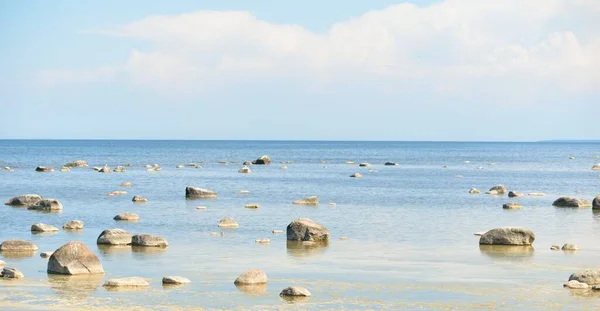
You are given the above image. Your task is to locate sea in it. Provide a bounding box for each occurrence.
[1,140,600,310]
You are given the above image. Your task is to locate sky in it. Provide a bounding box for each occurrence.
[1,0,599,141]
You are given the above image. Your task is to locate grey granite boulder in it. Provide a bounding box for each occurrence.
[287,218,330,242]
[185,186,218,199]
[28,199,63,211]
[552,197,591,208]
[478,228,535,245]
[0,239,39,252]
[569,269,600,285]
[31,223,60,232]
[0,267,24,279]
[252,155,271,165]
[97,229,133,245]
[47,241,104,275]
[234,269,267,285]
[4,194,43,207]
[280,286,311,297]
[131,234,168,247]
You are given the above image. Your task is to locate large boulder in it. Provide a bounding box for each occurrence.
[0,267,24,279]
[252,155,271,165]
[486,185,507,195]
[31,223,60,232]
[287,218,330,242]
[234,269,267,285]
[0,239,39,251]
[569,269,600,285]
[35,166,54,172]
[292,196,319,205]
[593,195,600,210]
[97,229,133,245]
[64,160,88,168]
[185,186,218,199]
[479,228,535,245]
[4,194,43,207]
[131,234,169,247]
[552,197,591,208]
[103,277,149,288]
[27,199,63,211]
[47,241,104,275]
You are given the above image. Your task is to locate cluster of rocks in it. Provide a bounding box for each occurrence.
[96,229,168,247]
[4,194,63,212]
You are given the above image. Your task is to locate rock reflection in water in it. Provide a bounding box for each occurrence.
[479,245,535,261]
[235,283,268,296]
[132,245,167,257]
[0,250,37,259]
[96,244,131,256]
[286,241,329,258]
[48,274,104,300]
[280,295,311,303]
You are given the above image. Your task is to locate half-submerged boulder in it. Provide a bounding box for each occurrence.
[508,191,524,198]
[350,173,363,178]
[280,286,311,297]
[162,276,191,285]
[384,162,399,166]
[479,228,535,245]
[131,195,148,203]
[114,213,139,221]
[592,195,600,210]
[0,267,24,279]
[131,234,168,247]
[502,203,522,210]
[103,277,149,288]
[31,223,60,232]
[64,160,88,168]
[63,220,84,230]
[28,199,63,211]
[185,186,218,199]
[218,217,239,228]
[592,164,600,171]
[469,188,481,194]
[113,166,126,172]
[292,196,318,205]
[47,241,104,275]
[252,155,271,165]
[569,269,600,285]
[97,229,132,245]
[0,239,39,252]
[486,185,507,195]
[287,218,330,242]
[35,166,53,172]
[234,269,267,285]
[5,194,43,207]
[238,166,251,174]
[552,197,591,208]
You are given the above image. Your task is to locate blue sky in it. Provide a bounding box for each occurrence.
[1,0,599,141]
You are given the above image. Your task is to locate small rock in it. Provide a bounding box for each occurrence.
[113,166,126,172]
[528,192,546,197]
[0,267,24,279]
[114,213,139,221]
[487,185,507,195]
[48,241,104,275]
[272,230,284,234]
[98,165,111,173]
[384,162,399,166]
[474,232,486,236]
[569,156,575,160]
[28,199,63,211]
[252,155,271,165]
[0,260,5,266]
[5,194,43,207]
[358,163,371,167]
[593,195,600,210]
[97,229,133,245]
[237,190,250,194]
[103,277,149,288]
[328,202,336,207]
[280,165,288,170]
[218,217,239,228]
[238,166,251,174]
[553,197,591,208]
[350,173,363,178]
[62,220,84,230]
[31,223,60,232]
[280,286,311,297]
[35,166,54,172]
[551,245,560,250]
[469,188,481,194]
[479,227,535,245]
[340,237,349,240]
[0,239,39,251]
[64,160,88,168]
[60,167,70,172]
[508,191,524,198]
[502,203,522,210]
[40,252,53,258]
[255,238,270,244]
[234,269,267,285]
[162,276,191,285]
[564,280,589,289]
[185,186,218,199]
[196,206,207,210]
[121,182,133,187]
[107,191,127,196]
[243,161,252,165]
[131,234,168,247]
[245,203,260,209]
[132,196,148,203]
[292,196,319,205]
[562,243,580,251]
[592,164,600,171]
[210,232,223,236]
[345,161,355,164]
[455,175,464,178]
[186,163,198,167]
[176,165,184,169]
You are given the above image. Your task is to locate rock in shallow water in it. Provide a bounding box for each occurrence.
[218,217,239,228]
[562,243,580,251]
[107,191,127,196]
[252,155,271,165]
[64,160,88,168]
[552,197,591,208]
[234,269,267,285]
[280,286,311,297]
[185,186,218,199]
[508,191,524,198]
[0,267,24,279]
[35,166,53,172]
[292,196,318,205]
[350,173,363,178]
[564,280,589,289]
[487,185,507,195]
[103,277,149,288]
[551,245,560,250]
[28,199,63,211]
[238,166,251,174]
[478,228,535,245]
[62,220,84,230]
[97,229,132,245]
[131,234,168,247]
[0,239,39,251]
[114,213,139,221]
[244,204,260,209]
[502,203,521,210]
[40,251,53,258]
[131,195,148,203]
[162,276,191,285]
[5,194,43,207]
[593,195,600,210]
[568,269,600,285]
[31,223,59,232]
[287,218,330,242]
[48,241,104,275]
[469,188,481,194]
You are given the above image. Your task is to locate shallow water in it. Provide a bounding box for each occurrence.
[1,140,600,310]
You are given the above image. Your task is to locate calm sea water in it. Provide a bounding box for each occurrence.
[1,140,600,310]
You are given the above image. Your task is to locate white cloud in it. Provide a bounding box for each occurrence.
[41,0,600,98]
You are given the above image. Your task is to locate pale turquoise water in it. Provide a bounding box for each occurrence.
[1,140,600,310]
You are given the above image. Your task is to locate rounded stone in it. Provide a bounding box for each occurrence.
[103,277,149,288]
[97,229,133,245]
[218,217,239,228]
[234,269,267,285]
[131,234,168,247]
[31,223,60,232]
[47,241,104,275]
[185,186,218,199]
[28,199,63,211]
[114,213,140,221]
[162,276,191,285]
[280,286,311,297]
[63,220,84,230]
[287,218,330,242]
[0,239,39,252]
[478,227,535,245]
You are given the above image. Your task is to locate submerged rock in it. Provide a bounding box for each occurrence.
[244,204,260,209]
[562,243,580,251]
[131,196,148,203]
[0,239,39,251]
[551,245,560,250]
[31,223,60,232]
[114,213,139,221]
[528,192,546,197]
[564,280,589,289]
[185,186,218,199]
[350,173,363,178]
[243,161,252,166]
[103,277,149,288]
[40,251,53,258]
[120,182,133,187]
[162,276,191,285]
[5,194,43,207]
[48,241,104,275]
[486,185,507,195]
[28,199,63,211]
[60,167,70,172]
[218,217,239,228]
[238,166,251,174]
[592,164,600,171]
[469,188,481,194]
[35,166,54,172]
[131,234,168,247]
[64,160,88,168]
[97,229,132,245]
[234,269,267,285]
[569,269,600,285]
[113,166,126,172]
[593,195,600,210]
[358,163,371,167]
[255,238,270,244]
[62,220,84,230]
[502,203,522,210]
[107,191,127,196]
[252,155,271,165]
[280,286,311,297]
[508,191,524,198]
[0,267,24,279]
[479,227,535,245]
[287,218,330,242]
[292,196,318,205]
[384,162,399,166]
[552,197,591,208]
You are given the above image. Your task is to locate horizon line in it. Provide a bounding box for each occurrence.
[0,138,599,143]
